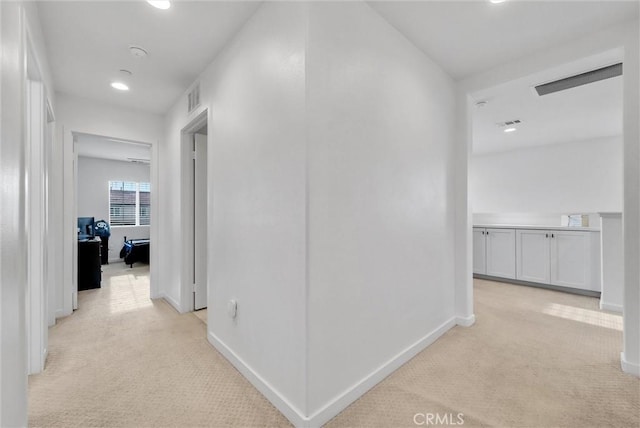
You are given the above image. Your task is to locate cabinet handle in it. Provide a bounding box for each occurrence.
[486,231,489,235]
[552,233,555,238]
[545,233,548,238]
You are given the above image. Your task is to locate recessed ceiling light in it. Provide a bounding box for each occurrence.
[111,82,129,91]
[129,45,148,58]
[475,100,488,108]
[147,0,171,9]
[504,127,517,133]
[119,69,132,76]
[490,0,507,3]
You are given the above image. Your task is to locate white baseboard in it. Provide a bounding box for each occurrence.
[161,293,182,314]
[208,317,456,428]
[455,314,476,327]
[599,301,623,313]
[208,331,307,427]
[307,317,456,427]
[55,309,66,319]
[621,352,640,377]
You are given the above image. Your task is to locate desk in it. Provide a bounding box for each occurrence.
[78,238,101,290]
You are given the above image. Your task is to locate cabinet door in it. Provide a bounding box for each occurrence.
[550,231,591,290]
[486,228,516,279]
[473,228,486,275]
[516,229,550,284]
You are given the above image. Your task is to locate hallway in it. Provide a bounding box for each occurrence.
[28,264,288,427]
[28,271,639,427]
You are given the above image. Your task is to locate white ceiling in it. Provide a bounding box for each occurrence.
[37,1,261,114]
[75,133,151,163]
[369,1,638,80]
[36,0,636,152]
[471,49,623,154]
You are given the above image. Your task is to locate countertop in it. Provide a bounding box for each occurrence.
[474,224,600,232]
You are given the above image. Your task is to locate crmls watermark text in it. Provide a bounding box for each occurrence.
[413,412,464,426]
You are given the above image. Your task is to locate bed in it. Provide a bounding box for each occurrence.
[120,237,150,267]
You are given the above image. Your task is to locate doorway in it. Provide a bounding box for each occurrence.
[73,133,153,307]
[467,50,623,296]
[180,110,209,313]
[465,51,627,377]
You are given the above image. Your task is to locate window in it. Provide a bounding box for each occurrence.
[139,182,151,226]
[109,181,151,226]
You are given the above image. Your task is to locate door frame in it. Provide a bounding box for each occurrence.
[193,132,208,310]
[179,109,209,313]
[25,27,52,375]
[63,131,158,315]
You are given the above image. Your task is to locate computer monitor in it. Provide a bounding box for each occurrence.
[77,217,95,240]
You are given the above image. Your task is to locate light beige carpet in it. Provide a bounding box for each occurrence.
[326,279,639,428]
[29,270,639,427]
[194,308,208,325]
[29,263,289,427]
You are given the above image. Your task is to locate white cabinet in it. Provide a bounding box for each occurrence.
[516,229,599,291]
[473,228,486,275]
[516,229,550,284]
[550,230,592,290]
[486,228,516,278]
[473,227,515,279]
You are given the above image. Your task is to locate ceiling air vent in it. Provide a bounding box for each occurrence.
[535,63,622,96]
[188,83,200,113]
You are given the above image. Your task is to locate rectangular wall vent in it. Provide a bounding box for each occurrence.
[496,119,522,128]
[535,63,622,96]
[188,83,200,113]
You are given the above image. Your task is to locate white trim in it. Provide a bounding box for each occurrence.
[456,314,476,327]
[65,130,157,316]
[306,317,456,427]
[208,332,307,427]
[160,293,182,314]
[621,352,640,377]
[26,46,47,375]
[599,301,623,313]
[598,212,622,219]
[179,108,209,314]
[62,125,75,317]
[208,317,456,428]
[149,140,160,301]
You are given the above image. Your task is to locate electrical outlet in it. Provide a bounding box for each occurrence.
[227,299,237,319]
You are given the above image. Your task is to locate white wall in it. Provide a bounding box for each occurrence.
[0,3,28,425]
[56,92,162,312]
[621,18,640,377]
[600,213,623,312]
[160,1,457,425]
[306,2,457,420]
[470,136,623,215]
[77,157,151,262]
[0,0,59,423]
[160,0,308,418]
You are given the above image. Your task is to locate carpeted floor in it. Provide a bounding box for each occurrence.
[29,268,639,427]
